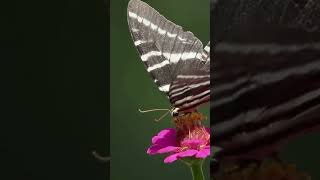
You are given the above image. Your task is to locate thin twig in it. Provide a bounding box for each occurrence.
[92,151,110,162]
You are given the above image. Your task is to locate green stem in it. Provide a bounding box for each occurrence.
[189,160,205,180]
[181,158,205,180]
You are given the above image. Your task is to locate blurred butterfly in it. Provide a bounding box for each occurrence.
[211,0,320,164]
[127,0,210,118]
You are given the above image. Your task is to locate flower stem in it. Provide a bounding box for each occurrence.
[190,160,205,180]
[181,158,205,180]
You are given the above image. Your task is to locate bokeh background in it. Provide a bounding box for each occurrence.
[110,0,210,179]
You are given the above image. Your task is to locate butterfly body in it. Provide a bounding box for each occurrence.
[127,0,210,116]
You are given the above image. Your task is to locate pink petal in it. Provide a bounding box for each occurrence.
[157,146,179,153]
[163,150,199,163]
[147,145,179,154]
[196,148,210,158]
[157,128,175,136]
[147,145,163,154]
[152,136,176,146]
[164,153,179,163]
[151,128,176,146]
[177,149,198,158]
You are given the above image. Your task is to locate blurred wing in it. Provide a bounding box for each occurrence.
[127,0,209,96]
[212,0,320,159]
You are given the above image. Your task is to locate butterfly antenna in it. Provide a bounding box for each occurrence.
[138,108,170,113]
[138,108,172,122]
[154,110,171,122]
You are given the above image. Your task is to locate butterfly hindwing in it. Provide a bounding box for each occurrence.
[169,71,210,111]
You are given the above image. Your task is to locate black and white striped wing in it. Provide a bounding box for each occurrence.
[127,0,210,110]
[169,42,210,111]
[211,0,320,160]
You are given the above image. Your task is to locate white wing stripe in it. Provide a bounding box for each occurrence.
[182,52,197,60]
[204,45,210,52]
[177,75,210,79]
[141,51,162,61]
[147,60,170,72]
[134,40,147,46]
[128,11,137,18]
[158,84,170,92]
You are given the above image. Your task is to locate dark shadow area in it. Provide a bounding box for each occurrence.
[0,0,109,179]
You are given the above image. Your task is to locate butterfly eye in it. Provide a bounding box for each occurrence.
[172,111,179,117]
[171,108,179,117]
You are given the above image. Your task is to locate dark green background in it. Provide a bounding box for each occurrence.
[110,0,210,179]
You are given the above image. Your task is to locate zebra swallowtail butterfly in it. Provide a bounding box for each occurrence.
[127,0,210,116]
[211,0,320,164]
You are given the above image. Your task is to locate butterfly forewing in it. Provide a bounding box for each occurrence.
[128,0,172,92]
[128,0,210,111]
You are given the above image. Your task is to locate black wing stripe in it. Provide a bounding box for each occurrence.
[170,77,210,98]
[169,75,210,93]
[170,83,210,105]
[170,82,210,103]
[175,90,210,111]
[170,73,210,111]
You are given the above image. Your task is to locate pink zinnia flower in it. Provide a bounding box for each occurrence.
[147,112,210,163]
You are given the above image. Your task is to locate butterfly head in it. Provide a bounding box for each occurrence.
[171,108,180,117]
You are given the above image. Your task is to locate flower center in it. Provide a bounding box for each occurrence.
[173,112,210,150]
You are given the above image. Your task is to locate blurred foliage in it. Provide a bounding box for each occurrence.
[110,0,209,179]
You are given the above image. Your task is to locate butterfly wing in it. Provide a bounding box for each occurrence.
[169,42,210,111]
[211,0,320,160]
[127,0,210,105]
[128,0,173,93]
